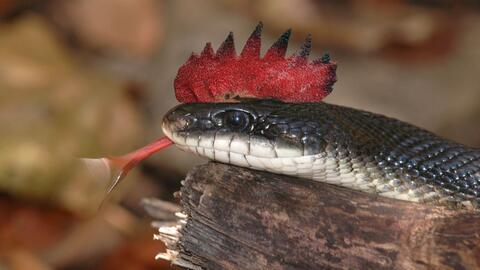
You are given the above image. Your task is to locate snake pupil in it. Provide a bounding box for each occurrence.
[225,111,249,130]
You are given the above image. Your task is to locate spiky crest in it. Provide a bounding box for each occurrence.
[174,22,337,103]
[240,22,263,58]
[217,32,236,58]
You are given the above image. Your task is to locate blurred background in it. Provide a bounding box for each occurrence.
[1,0,480,269]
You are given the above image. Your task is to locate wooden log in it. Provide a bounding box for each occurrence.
[146,162,480,270]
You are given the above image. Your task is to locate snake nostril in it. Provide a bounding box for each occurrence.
[174,115,196,131]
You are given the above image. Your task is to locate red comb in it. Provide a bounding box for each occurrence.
[174,22,337,103]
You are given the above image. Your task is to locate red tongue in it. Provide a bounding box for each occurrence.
[105,137,173,194]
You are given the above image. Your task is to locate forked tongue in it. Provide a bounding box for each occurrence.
[81,137,173,198]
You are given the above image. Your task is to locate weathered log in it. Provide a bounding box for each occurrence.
[146,162,480,270]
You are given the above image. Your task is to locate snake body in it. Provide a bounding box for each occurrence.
[162,100,480,209]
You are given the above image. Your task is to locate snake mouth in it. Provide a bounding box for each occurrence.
[163,128,306,158]
[164,130,322,177]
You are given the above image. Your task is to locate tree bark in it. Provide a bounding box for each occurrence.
[146,162,480,270]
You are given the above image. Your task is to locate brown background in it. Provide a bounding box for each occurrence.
[1,0,480,269]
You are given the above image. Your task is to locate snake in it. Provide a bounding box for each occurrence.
[161,99,480,210]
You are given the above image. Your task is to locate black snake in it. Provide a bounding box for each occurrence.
[162,99,480,210]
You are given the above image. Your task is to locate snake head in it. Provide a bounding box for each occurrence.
[162,100,330,169]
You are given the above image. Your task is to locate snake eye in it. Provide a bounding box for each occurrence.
[224,110,250,131]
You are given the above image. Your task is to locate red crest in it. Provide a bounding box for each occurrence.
[174,22,337,103]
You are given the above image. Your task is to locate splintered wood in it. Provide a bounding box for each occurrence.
[144,162,480,270]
